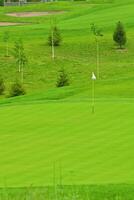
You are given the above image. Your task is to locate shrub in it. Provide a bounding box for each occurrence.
[9,81,25,97]
[0,0,4,6]
[113,21,127,49]
[0,78,5,95]
[56,68,69,87]
[3,31,10,57]
[14,39,28,73]
[48,26,62,46]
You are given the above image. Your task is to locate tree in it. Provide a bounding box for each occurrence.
[13,39,28,82]
[90,23,103,79]
[90,23,103,37]
[113,21,127,49]
[48,25,62,59]
[48,26,62,47]
[0,78,5,95]
[56,68,69,87]
[3,31,10,57]
[9,81,25,97]
[0,0,4,6]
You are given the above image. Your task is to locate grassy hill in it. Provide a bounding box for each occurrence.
[0,0,134,188]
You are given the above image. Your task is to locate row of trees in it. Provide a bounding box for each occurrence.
[90,21,127,49]
[50,21,127,49]
[0,68,69,97]
[0,27,68,97]
[0,21,126,97]
[90,21,127,79]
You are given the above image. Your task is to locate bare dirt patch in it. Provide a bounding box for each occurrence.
[6,11,66,18]
[0,22,24,26]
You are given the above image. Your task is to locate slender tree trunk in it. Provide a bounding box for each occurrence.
[51,29,55,59]
[21,65,24,83]
[96,38,100,79]
[6,42,9,57]
[18,48,21,72]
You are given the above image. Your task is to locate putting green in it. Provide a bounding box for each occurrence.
[0,99,134,187]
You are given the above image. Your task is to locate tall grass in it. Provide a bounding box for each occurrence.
[0,185,134,200]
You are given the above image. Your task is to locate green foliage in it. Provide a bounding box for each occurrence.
[0,78,5,95]
[3,31,9,42]
[56,68,69,87]
[48,26,62,46]
[0,98,134,185]
[90,23,103,36]
[0,185,133,200]
[3,31,10,57]
[0,1,133,187]
[13,39,28,72]
[113,21,127,49]
[9,81,25,97]
[0,0,4,6]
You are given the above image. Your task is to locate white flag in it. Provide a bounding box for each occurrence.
[91,72,96,80]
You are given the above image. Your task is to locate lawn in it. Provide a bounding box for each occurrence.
[0,0,134,189]
[0,99,134,187]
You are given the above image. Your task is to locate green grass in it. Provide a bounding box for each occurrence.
[0,99,134,186]
[0,0,134,188]
[0,184,134,200]
[0,0,134,92]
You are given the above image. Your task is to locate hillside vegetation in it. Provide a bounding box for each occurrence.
[0,0,134,187]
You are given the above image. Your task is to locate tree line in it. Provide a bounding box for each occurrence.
[0,21,127,97]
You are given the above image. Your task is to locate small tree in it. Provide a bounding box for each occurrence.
[3,31,10,57]
[13,39,28,82]
[113,21,127,49]
[90,23,103,37]
[90,23,103,79]
[0,0,4,6]
[9,81,25,97]
[0,78,5,95]
[48,26,62,47]
[56,68,69,87]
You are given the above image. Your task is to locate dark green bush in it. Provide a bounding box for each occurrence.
[0,0,4,6]
[113,21,127,49]
[9,81,25,97]
[0,78,5,95]
[56,68,69,87]
[48,26,62,46]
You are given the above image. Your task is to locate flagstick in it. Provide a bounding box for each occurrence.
[91,72,96,114]
[92,79,95,114]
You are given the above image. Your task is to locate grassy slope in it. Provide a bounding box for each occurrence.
[0,0,134,93]
[0,0,134,187]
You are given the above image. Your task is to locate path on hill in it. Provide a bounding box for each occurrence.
[6,11,66,18]
[0,22,27,26]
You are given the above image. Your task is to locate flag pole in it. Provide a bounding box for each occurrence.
[92,79,95,114]
[91,72,96,114]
